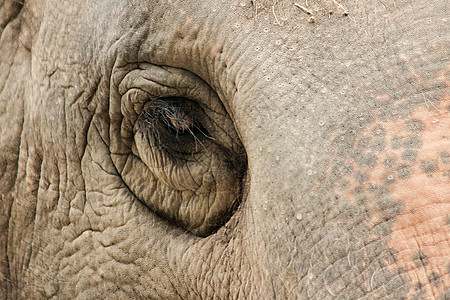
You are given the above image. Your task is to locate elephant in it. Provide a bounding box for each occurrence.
[0,0,449,298]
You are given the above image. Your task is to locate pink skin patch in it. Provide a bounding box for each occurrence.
[387,95,449,299]
[328,69,449,297]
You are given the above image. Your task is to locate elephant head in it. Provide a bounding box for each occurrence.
[1,0,448,298]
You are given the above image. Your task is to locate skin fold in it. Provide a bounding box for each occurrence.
[0,0,448,298]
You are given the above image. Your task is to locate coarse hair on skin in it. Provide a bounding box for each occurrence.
[140,98,213,152]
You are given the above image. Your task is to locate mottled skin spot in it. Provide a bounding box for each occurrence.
[356,137,371,151]
[371,138,386,151]
[362,153,377,167]
[404,136,422,149]
[438,289,450,300]
[384,156,397,168]
[413,251,428,268]
[391,136,403,149]
[402,149,418,162]
[415,281,425,291]
[384,173,396,184]
[355,171,367,184]
[421,160,438,173]
[406,120,424,132]
[428,272,441,287]
[440,151,449,164]
[412,282,427,300]
[397,165,412,179]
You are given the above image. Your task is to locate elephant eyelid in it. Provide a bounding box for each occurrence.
[116,63,214,104]
[113,63,241,153]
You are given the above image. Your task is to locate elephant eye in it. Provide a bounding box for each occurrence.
[113,64,246,236]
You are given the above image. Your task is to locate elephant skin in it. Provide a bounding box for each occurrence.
[0,0,449,299]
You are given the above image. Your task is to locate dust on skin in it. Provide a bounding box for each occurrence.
[328,61,449,298]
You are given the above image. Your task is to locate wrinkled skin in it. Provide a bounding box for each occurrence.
[1,0,449,298]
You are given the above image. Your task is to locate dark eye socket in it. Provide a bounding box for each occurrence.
[164,107,194,134]
[139,97,213,154]
[114,65,247,236]
[157,100,208,138]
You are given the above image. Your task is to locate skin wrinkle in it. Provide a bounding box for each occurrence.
[135,126,203,190]
[0,17,28,297]
[308,223,392,296]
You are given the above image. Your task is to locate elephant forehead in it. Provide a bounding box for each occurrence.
[105,1,446,151]
[63,0,446,120]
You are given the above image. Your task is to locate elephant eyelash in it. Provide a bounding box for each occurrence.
[164,107,195,133]
[140,98,215,153]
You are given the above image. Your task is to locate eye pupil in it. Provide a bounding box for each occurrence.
[169,110,193,132]
[140,98,209,139]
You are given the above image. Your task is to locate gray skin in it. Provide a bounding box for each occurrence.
[1,0,449,298]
